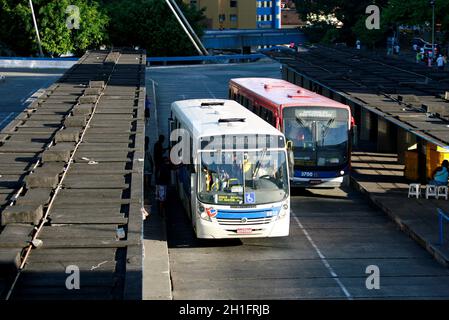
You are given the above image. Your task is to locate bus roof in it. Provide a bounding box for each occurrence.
[171,99,284,139]
[230,78,350,110]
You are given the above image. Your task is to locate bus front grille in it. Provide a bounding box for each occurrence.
[216,217,273,225]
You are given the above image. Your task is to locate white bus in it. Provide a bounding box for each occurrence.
[170,99,290,239]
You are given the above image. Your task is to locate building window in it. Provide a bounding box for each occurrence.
[269,15,272,21]
[230,14,238,22]
[230,0,237,8]
[219,14,226,22]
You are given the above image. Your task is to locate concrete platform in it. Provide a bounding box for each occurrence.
[1,204,43,225]
[351,151,449,267]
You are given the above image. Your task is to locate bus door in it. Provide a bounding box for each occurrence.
[168,115,175,148]
[190,163,197,228]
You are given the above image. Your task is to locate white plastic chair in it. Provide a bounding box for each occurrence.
[437,186,448,200]
[408,183,421,198]
[425,185,437,199]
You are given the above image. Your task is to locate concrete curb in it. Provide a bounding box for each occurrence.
[142,77,172,300]
[142,204,172,300]
[350,176,449,268]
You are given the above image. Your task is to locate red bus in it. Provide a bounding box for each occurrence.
[229,78,354,188]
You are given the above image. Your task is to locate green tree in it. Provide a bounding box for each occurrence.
[0,0,108,56]
[0,0,34,55]
[105,0,207,57]
[352,13,388,49]
[294,0,389,44]
[38,0,109,56]
[383,0,449,43]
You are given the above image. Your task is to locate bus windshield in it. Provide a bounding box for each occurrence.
[283,107,349,167]
[198,150,289,205]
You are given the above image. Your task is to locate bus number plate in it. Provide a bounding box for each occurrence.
[301,172,314,177]
[237,228,252,234]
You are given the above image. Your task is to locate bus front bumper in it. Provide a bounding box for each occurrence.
[195,214,290,239]
[290,176,346,188]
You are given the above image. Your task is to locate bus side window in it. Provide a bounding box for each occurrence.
[266,110,273,125]
[245,97,249,108]
[248,99,253,112]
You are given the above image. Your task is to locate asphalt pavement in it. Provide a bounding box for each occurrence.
[146,61,449,299]
[0,68,63,130]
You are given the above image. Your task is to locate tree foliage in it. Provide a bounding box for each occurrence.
[0,0,108,56]
[294,0,389,44]
[352,14,387,49]
[383,0,449,41]
[38,0,109,56]
[105,0,207,57]
[0,0,34,55]
[295,0,449,45]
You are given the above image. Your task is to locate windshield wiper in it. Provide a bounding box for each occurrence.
[295,117,306,128]
[252,149,268,181]
[320,118,335,145]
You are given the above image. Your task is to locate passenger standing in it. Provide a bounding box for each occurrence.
[437,54,445,71]
[153,134,166,184]
[145,95,151,125]
[144,137,153,199]
[416,51,421,63]
[156,157,171,216]
[394,44,400,55]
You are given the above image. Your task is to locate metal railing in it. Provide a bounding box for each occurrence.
[437,208,449,245]
[146,53,265,66]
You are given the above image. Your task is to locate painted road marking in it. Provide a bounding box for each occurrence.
[292,212,353,300]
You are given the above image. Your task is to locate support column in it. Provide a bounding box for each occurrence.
[377,117,397,153]
[360,108,371,141]
[397,129,417,164]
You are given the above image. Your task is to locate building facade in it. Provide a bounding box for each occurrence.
[281,0,304,29]
[256,0,281,29]
[184,0,281,30]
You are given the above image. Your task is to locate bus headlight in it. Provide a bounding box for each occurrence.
[278,203,289,219]
[340,170,345,176]
[200,210,211,221]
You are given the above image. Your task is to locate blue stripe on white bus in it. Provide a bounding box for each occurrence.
[216,207,281,219]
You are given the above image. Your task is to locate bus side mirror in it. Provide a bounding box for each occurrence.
[191,173,196,191]
[168,118,175,147]
[286,140,293,150]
